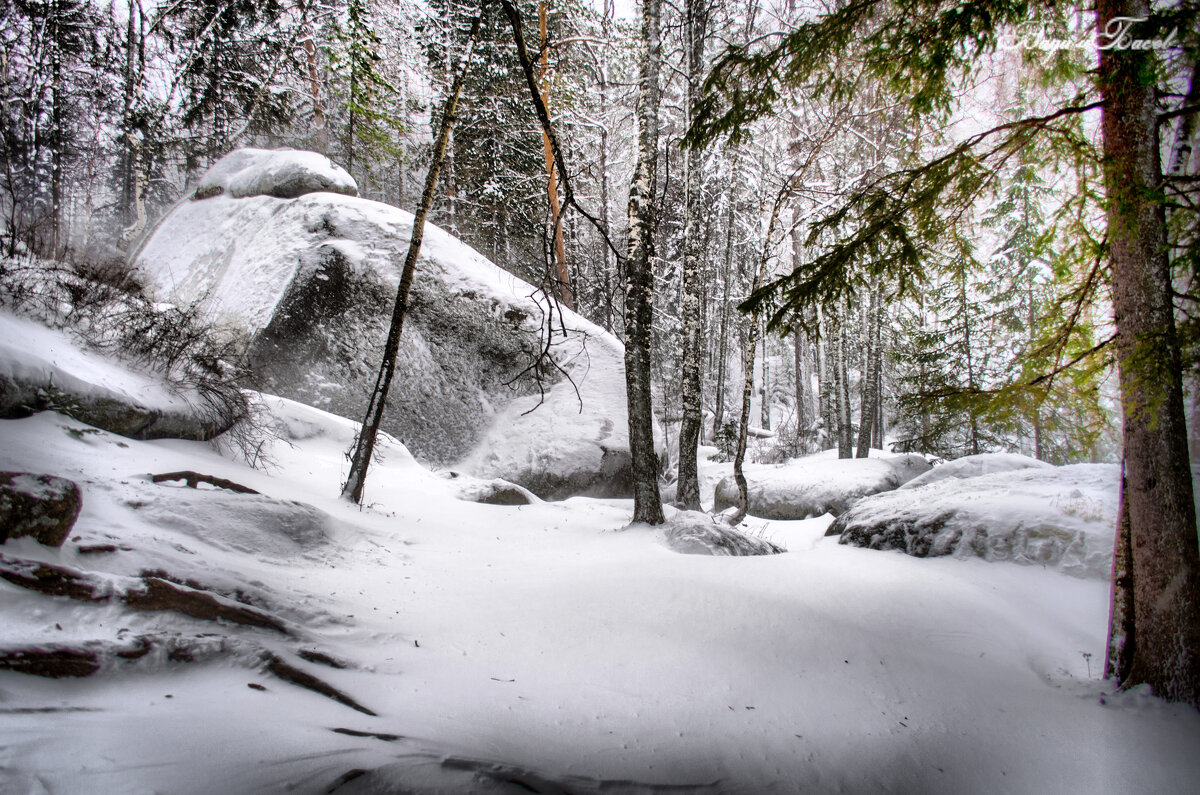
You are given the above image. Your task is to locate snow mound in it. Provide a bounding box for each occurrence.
[194,148,357,200]
[830,463,1119,577]
[130,482,330,559]
[712,450,932,519]
[900,452,1051,490]
[135,150,635,499]
[661,511,784,556]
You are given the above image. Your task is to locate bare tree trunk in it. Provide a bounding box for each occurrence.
[731,187,789,525]
[856,290,881,458]
[341,6,485,504]
[1106,461,1135,681]
[1099,0,1200,706]
[760,317,772,431]
[836,309,851,458]
[675,0,707,511]
[119,0,138,231]
[622,0,664,525]
[793,322,807,429]
[711,158,739,440]
[596,21,614,332]
[539,2,572,309]
[731,309,760,526]
[302,2,328,155]
[49,0,63,257]
[819,306,834,449]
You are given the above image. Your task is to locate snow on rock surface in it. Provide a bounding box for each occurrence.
[0,311,228,440]
[900,451,1052,490]
[194,148,357,200]
[135,149,633,499]
[661,510,784,556]
[712,449,932,519]
[831,463,1119,577]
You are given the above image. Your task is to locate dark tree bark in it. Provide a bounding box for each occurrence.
[675,0,708,511]
[836,308,852,458]
[1099,0,1200,706]
[1106,462,1135,682]
[793,322,808,429]
[856,290,881,458]
[341,6,486,504]
[623,0,664,524]
[711,156,740,440]
[819,307,835,449]
[760,317,772,431]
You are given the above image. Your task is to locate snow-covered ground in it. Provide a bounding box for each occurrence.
[3,332,1200,793]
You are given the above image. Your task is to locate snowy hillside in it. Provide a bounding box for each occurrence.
[3,317,1200,793]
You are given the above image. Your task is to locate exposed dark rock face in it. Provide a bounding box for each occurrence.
[0,376,232,441]
[0,646,100,678]
[0,472,82,547]
[245,248,544,466]
[123,578,289,634]
[0,554,108,601]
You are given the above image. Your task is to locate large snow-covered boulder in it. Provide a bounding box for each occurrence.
[135,149,634,499]
[712,450,932,520]
[899,452,1052,490]
[829,463,1119,578]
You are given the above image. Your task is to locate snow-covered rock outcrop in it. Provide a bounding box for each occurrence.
[135,149,633,499]
[712,450,932,519]
[0,312,232,441]
[829,463,1119,578]
[898,452,1052,490]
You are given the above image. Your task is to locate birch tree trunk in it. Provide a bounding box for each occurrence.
[622,0,664,524]
[1098,0,1200,706]
[341,6,485,504]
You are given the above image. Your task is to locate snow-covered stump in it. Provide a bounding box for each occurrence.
[712,450,932,520]
[829,463,1119,578]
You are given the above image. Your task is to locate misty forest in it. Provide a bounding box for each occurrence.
[2,0,1200,792]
